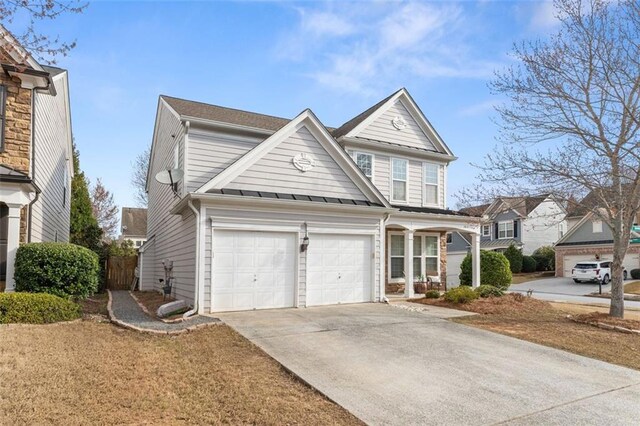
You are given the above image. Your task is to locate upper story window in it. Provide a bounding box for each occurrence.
[391,158,407,202]
[592,219,603,233]
[498,221,514,239]
[482,224,491,237]
[423,162,440,206]
[0,85,6,152]
[353,152,373,180]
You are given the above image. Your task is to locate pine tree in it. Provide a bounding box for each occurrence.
[70,144,102,251]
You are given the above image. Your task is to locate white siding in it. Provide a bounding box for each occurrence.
[203,207,381,312]
[139,237,155,290]
[357,99,437,151]
[147,101,196,304]
[186,128,262,192]
[30,73,72,243]
[521,199,567,255]
[346,147,447,209]
[227,126,367,200]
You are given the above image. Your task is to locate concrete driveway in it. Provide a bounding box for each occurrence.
[219,303,640,425]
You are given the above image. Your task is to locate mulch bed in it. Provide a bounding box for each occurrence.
[78,292,109,319]
[572,312,640,332]
[412,293,551,316]
[130,291,185,321]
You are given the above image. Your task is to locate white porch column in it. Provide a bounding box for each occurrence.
[471,232,481,288]
[4,204,22,292]
[404,229,414,298]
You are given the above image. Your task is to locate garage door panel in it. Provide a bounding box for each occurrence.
[562,253,640,277]
[307,234,372,306]
[212,230,296,312]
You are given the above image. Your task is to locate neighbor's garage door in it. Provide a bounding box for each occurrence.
[306,234,373,306]
[562,253,640,277]
[446,253,466,288]
[212,230,296,312]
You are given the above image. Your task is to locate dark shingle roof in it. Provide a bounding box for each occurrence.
[121,207,147,237]
[481,239,522,249]
[460,203,491,217]
[161,95,291,132]
[331,89,401,139]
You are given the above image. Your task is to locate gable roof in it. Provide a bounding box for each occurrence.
[459,203,491,217]
[161,95,290,132]
[194,108,391,208]
[333,88,455,157]
[331,90,400,139]
[121,207,147,237]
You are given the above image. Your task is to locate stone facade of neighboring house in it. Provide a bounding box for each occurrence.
[0,27,73,291]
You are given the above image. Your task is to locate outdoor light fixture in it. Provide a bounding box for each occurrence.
[301,223,310,252]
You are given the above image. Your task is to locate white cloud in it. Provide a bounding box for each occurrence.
[458,99,498,117]
[530,1,560,31]
[278,2,503,96]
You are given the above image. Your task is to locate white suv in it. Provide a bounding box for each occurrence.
[572,261,628,284]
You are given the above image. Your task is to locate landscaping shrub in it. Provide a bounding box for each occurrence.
[14,243,100,299]
[532,246,555,271]
[0,293,80,324]
[522,255,537,273]
[474,285,505,298]
[444,286,478,304]
[459,250,512,289]
[503,244,523,274]
[424,290,441,299]
[631,269,640,280]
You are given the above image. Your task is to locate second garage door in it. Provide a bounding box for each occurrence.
[562,253,640,277]
[212,230,296,312]
[306,234,373,306]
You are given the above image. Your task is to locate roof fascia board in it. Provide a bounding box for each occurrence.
[145,98,182,192]
[0,26,44,72]
[339,136,457,162]
[391,210,481,223]
[344,88,454,157]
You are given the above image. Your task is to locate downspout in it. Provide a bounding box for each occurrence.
[184,199,200,318]
[381,212,391,303]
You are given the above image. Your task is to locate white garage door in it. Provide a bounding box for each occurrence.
[562,253,640,277]
[306,234,373,306]
[212,230,296,312]
[446,253,466,288]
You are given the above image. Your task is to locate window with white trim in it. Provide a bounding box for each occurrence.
[498,221,514,239]
[391,158,407,202]
[592,220,603,233]
[390,234,405,279]
[353,152,373,180]
[423,162,439,206]
[482,224,491,237]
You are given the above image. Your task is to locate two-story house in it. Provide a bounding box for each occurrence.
[0,27,73,291]
[446,195,566,286]
[554,191,640,277]
[120,207,147,248]
[140,88,481,313]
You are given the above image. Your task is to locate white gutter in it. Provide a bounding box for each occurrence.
[183,200,200,318]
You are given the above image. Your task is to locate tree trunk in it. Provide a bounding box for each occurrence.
[609,215,628,318]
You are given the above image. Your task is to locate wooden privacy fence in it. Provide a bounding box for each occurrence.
[106,255,138,290]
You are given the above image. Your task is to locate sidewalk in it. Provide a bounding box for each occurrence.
[108,290,219,334]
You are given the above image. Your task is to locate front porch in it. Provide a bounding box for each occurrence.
[383,209,481,298]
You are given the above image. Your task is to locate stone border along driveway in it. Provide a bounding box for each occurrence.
[107,290,219,335]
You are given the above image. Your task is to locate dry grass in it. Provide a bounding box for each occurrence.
[414,294,640,371]
[511,271,555,285]
[549,302,640,320]
[624,281,640,295]
[0,320,361,425]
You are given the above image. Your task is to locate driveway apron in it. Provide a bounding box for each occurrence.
[219,303,640,426]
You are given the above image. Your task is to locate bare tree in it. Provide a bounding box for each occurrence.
[473,0,640,317]
[131,145,150,207]
[0,0,87,64]
[91,178,119,240]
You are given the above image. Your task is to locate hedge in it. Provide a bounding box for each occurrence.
[0,293,80,324]
[532,246,555,271]
[14,243,100,299]
[459,250,512,289]
[503,244,523,274]
[522,255,537,273]
[444,286,478,304]
[631,269,640,280]
[475,285,505,298]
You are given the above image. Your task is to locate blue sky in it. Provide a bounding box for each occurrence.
[26,0,559,210]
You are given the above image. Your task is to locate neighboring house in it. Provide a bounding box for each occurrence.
[555,191,640,277]
[446,195,567,285]
[120,207,147,248]
[0,28,73,291]
[141,88,481,313]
